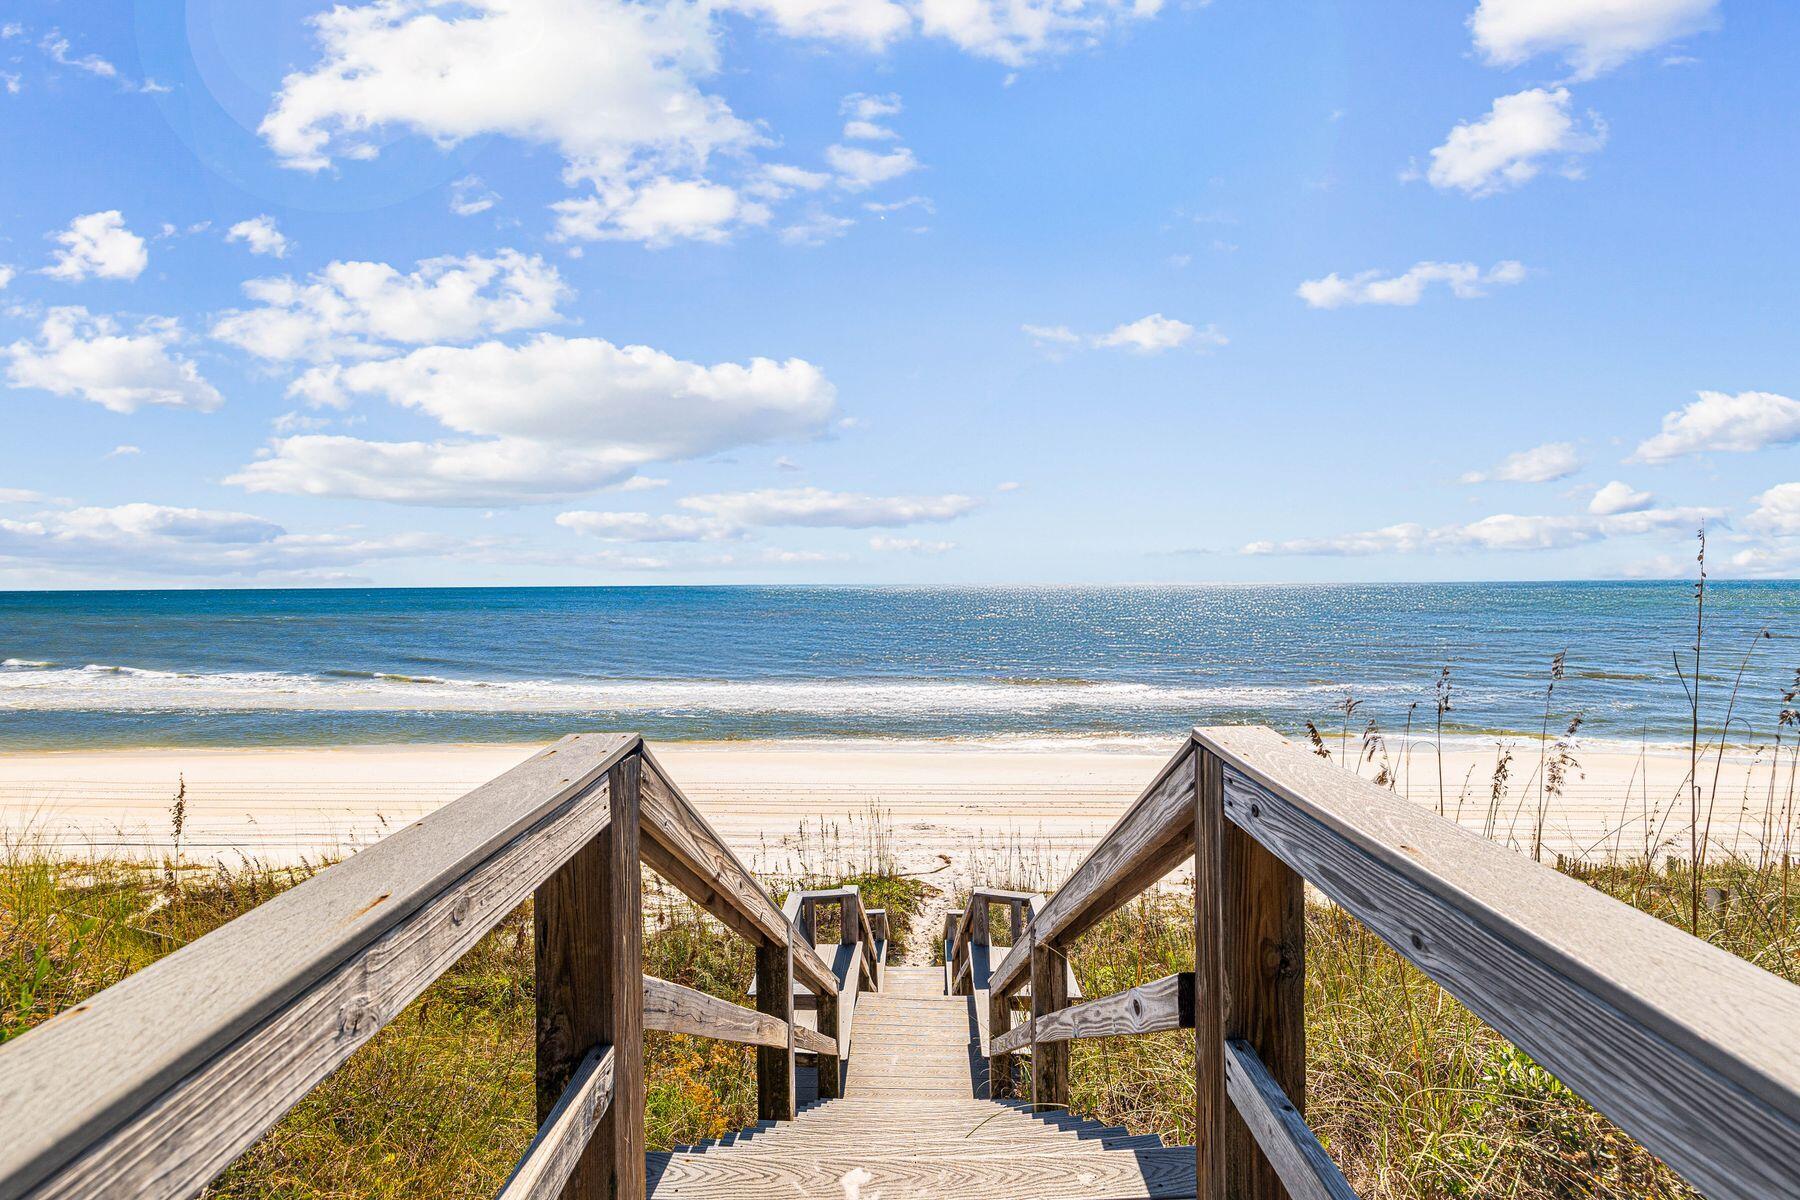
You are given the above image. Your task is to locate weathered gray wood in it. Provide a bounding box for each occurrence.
[989,973,1191,1056]
[792,1023,838,1057]
[815,983,842,1100]
[497,1045,616,1200]
[755,934,795,1121]
[1199,724,1800,1200]
[1194,746,1227,1200]
[1221,744,1306,1200]
[991,743,1195,997]
[0,733,633,1200]
[990,976,1017,1100]
[1224,1038,1359,1200]
[642,976,786,1049]
[637,747,837,999]
[1029,942,1069,1112]
[537,751,643,1200]
[643,1145,1200,1198]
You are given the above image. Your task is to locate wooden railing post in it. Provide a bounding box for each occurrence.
[816,984,843,1101]
[1029,938,1069,1112]
[1197,743,1305,1200]
[535,750,644,1200]
[989,984,1016,1099]
[755,929,796,1120]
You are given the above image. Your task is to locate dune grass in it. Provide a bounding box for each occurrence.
[1008,851,1797,1200]
[0,847,928,1199]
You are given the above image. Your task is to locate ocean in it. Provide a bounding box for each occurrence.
[1,583,1796,750]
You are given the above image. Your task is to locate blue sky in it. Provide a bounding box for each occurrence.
[0,0,1796,586]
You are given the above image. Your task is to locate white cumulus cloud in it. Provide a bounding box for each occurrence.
[1470,0,1717,80]
[1745,483,1800,537]
[556,510,738,541]
[231,335,837,506]
[1632,391,1800,463]
[1460,441,1582,484]
[226,215,291,258]
[1588,480,1654,514]
[1298,260,1526,308]
[1423,88,1606,196]
[211,250,569,362]
[869,535,956,553]
[43,211,148,281]
[6,308,222,413]
[552,179,768,247]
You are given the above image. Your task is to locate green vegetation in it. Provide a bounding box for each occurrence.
[0,849,928,1199]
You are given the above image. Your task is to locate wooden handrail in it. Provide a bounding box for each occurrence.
[988,742,1196,998]
[0,733,876,1200]
[977,726,1800,1200]
[1199,724,1800,1200]
[0,732,635,1200]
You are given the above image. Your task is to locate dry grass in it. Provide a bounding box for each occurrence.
[0,842,928,1199]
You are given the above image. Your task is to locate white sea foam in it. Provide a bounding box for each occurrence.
[2,659,54,669]
[0,664,1376,716]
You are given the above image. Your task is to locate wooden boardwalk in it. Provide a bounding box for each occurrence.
[648,967,1196,1198]
[3,728,1797,1200]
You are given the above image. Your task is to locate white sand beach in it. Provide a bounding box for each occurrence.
[2,735,1792,875]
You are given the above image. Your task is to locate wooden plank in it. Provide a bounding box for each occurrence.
[643,1145,1199,1199]
[0,734,631,1200]
[1194,746,1227,1200]
[536,752,643,1200]
[1224,1038,1359,1200]
[498,1045,615,1200]
[754,936,795,1121]
[642,976,785,1049]
[991,742,1196,997]
[1199,724,1800,1200]
[1222,747,1305,1200]
[989,973,1191,1056]
[792,1023,838,1057]
[636,748,837,999]
[815,983,842,1100]
[1029,942,1069,1112]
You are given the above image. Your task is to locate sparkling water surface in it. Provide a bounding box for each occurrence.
[2,583,1797,749]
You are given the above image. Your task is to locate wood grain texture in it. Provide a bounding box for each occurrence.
[1223,1039,1358,1200]
[1029,943,1069,1112]
[988,974,1191,1056]
[1222,754,1305,1200]
[792,1023,839,1057]
[637,746,837,999]
[1198,724,1800,1200]
[537,752,644,1200]
[644,1145,1200,1198]
[991,743,1195,997]
[642,976,786,1049]
[1193,747,1227,1200]
[2,736,629,1200]
[498,1045,616,1200]
[755,936,795,1121]
[989,981,1016,1100]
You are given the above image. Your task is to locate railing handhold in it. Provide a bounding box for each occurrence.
[499,1045,617,1200]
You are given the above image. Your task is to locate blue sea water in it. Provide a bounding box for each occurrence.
[1,583,1798,750]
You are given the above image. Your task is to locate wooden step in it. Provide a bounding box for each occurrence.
[646,1145,1198,1198]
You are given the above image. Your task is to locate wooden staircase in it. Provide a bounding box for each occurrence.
[646,966,1198,1198]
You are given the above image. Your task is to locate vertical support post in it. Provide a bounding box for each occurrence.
[1201,744,1306,1200]
[1194,747,1228,1200]
[816,984,842,1100]
[755,929,796,1120]
[989,985,1015,1099]
[1029,939,1069,1112]
[971,896,990,947]
[841,894,859,944]
[536,750,644,1200]
[1008,899,1024,946]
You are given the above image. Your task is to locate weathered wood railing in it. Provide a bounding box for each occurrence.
[0,733,875,1200]
[981,725,1800,1200]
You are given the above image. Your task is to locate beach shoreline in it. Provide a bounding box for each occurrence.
[3,735,1792,874]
